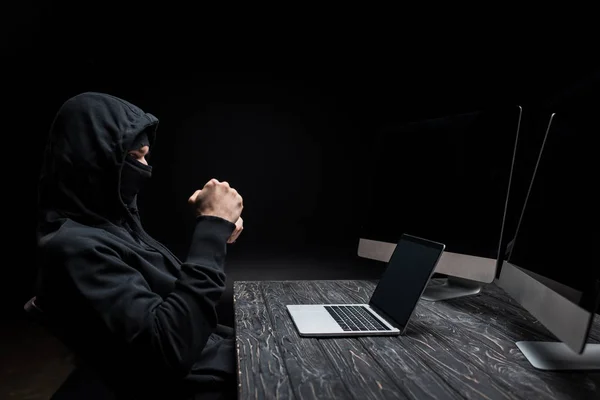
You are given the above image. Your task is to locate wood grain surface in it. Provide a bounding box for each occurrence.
[259,281,353,400]
[234,280,600,400]
[233,282,294,400]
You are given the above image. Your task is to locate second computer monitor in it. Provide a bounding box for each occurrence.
[498,110,600,370]
[358,105,522,301]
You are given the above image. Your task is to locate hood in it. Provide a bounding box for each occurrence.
[37,92,158,237]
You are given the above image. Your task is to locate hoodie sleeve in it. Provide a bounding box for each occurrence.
[51,215,235,378]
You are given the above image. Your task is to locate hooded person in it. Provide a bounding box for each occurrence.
[34,92,243,399]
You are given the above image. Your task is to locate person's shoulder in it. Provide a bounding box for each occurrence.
[39,220,113,258]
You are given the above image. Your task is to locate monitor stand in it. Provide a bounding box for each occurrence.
[421,276,482,302]
[516,341,600,371]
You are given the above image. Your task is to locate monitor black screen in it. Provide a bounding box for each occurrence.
[361,107,521,260]
[508,111,600,313]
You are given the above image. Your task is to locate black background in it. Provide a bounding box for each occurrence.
[3,7,599,319]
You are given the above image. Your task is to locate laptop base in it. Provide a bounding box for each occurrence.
[286,304,401,337]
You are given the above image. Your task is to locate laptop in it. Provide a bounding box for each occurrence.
[286,233,445,337]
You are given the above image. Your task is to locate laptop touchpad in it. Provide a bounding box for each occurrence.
[289,306,342,333]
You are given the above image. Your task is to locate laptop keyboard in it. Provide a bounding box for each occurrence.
[324,305,391,331]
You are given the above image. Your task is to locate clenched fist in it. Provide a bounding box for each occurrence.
[188,179,243,224]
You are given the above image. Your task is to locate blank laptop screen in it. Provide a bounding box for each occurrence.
[369,235,444,329]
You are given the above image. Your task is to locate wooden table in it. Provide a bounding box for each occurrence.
[233,279,600,400]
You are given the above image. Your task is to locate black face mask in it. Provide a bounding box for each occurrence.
[120,155,152,206]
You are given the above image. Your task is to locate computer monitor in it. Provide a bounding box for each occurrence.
[357,105,522,301]
[498,112,600,370]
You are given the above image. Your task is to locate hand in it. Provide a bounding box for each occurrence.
[227,217,243,244]
[188,179,243,224]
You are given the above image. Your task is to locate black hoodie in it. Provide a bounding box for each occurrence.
[35,92,237,399]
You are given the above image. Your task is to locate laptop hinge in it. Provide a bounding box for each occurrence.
[368,302,405,331]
